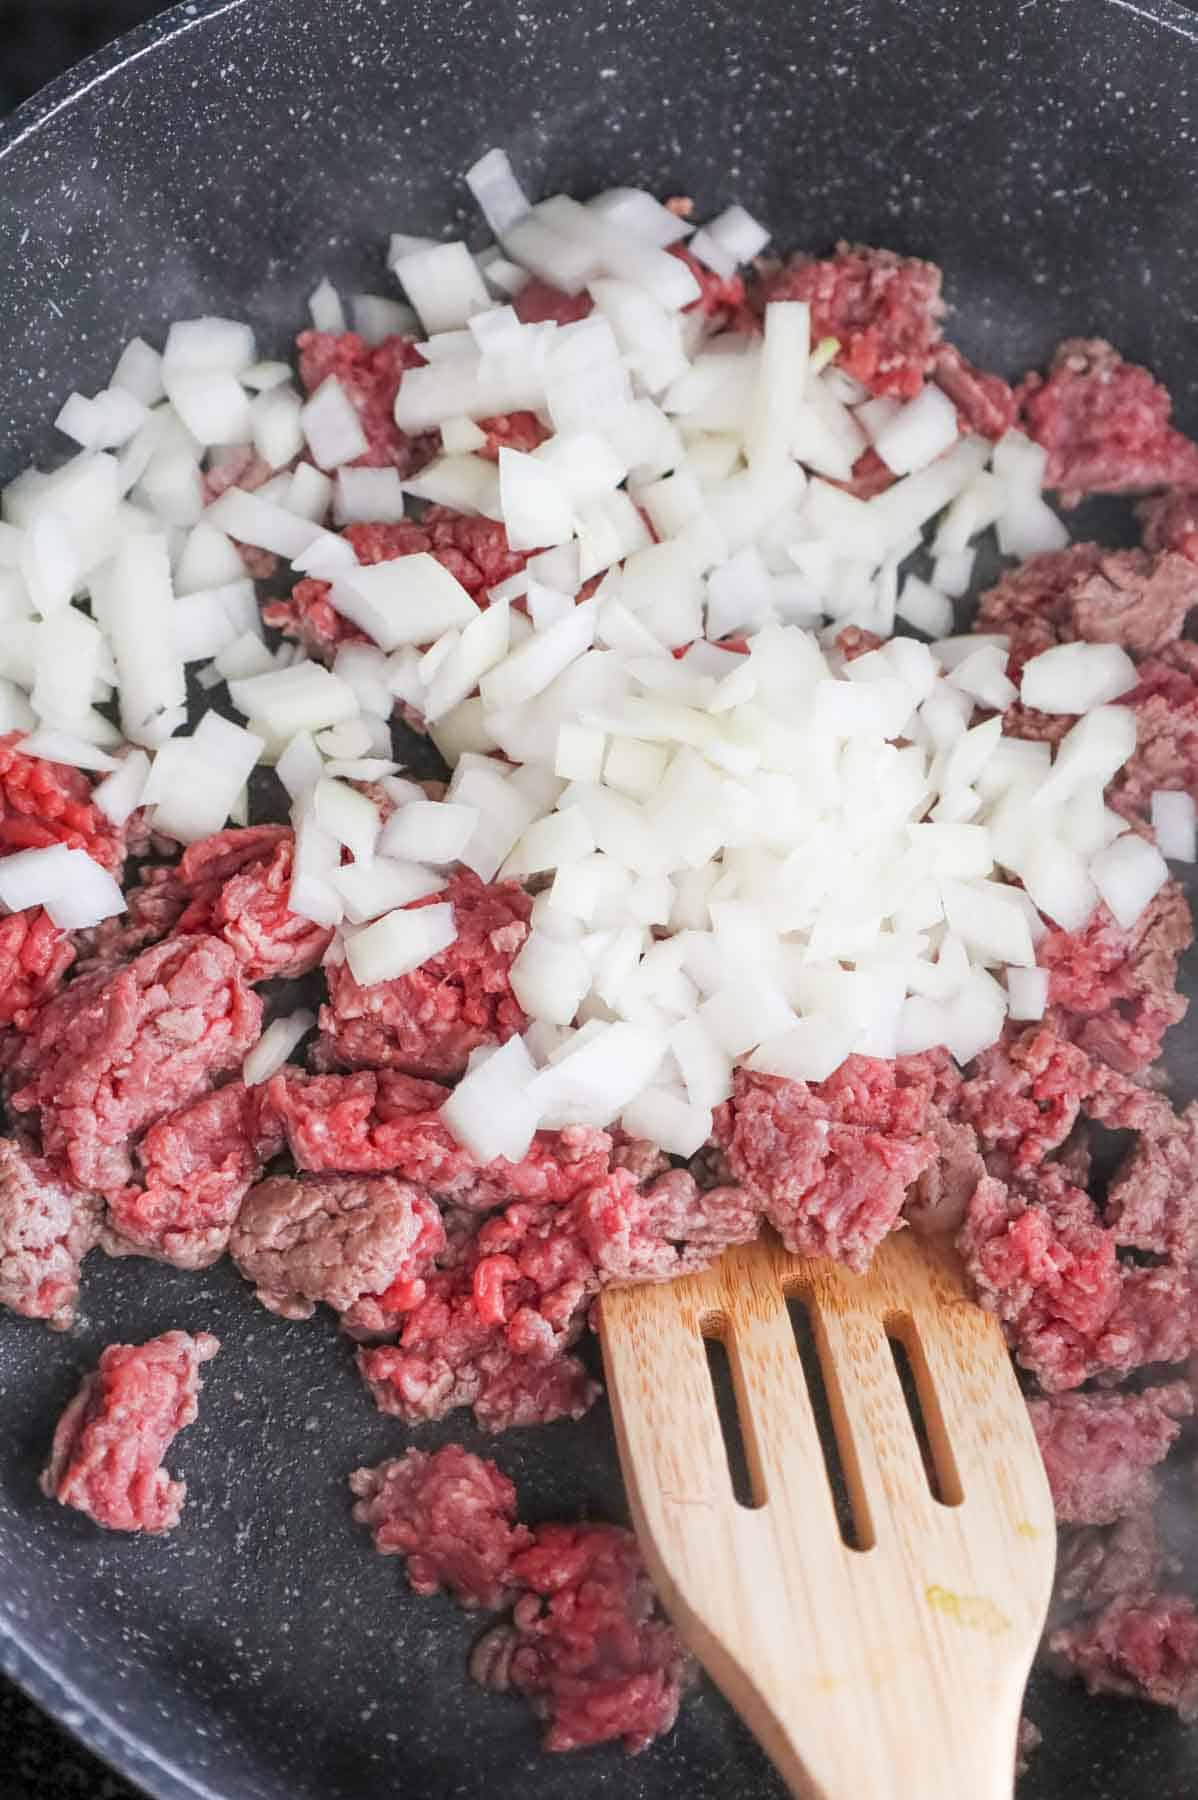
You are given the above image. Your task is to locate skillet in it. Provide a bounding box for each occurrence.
[2,0,1198,1793]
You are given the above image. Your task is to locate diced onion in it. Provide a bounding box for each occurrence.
[243,1010,317,1086]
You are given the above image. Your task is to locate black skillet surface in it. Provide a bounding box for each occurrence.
[2,0,1198,1795]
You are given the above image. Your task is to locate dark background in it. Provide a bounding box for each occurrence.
[2,6,173,1795]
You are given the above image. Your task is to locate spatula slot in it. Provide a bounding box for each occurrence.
[884,1312,964,1509]
[784,1291,874,1551]
[699,1312,764,1511]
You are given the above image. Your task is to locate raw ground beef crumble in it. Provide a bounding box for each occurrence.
[9,237,1198,1763]
[316,869,531,1079]
[0,1138,101,1329]
[40,1330,218,1533]
[351,1446,693,1753]
[349,1444,533,1610]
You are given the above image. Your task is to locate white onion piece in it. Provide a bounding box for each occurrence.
[173,579,260,663]
[379,800,479,865]
[0,669,37,730]
[215,632,275,681]
[1006,966,1049,1022]
[288,807,343,927]
[301,377,370,469]
[334,467,406,525]
[1020,642,1137,714]
[90,534,185,748]
[329,554,478,651]
[872,386,959,476]
[1021,840,1098,932]
[163,317,254,376]
[228,664,358,739]
[16,730,118,773]
[284,464,335,525]
[698,981,797,1056]
[165,372,252,448]
[1034,707,1137,811]
[621,1086,713,1158]
[440,1037,541,1164]
[314,777,380,866]
[333,857,446,924]
[0,844,124,929]
[481,598,596,710]
[897,575,954,639]
[206,488,324,560]
[532,195,700,309]
[940,877,1035,967]
[747,1016,858,1084]
[111,337,165,405]
[1152,790,1197,862]
[175,522,246,594]
[352,294,419,344]
[251,386,305,469]
[346,900,457,987]
[1090,833,1169,931]
[466,148,532,236]
[509,930,591,1026]
[90,749,151,825]
[393,243,491,333]
[586,188,692,247]
[241,360,293,392]
[242,1009,317,1086]
[308,279,346,333]
[529,1021,666,1127]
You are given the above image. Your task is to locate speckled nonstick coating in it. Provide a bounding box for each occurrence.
[1,0,1198,1794]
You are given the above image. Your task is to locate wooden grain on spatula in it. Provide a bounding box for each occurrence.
[599,1230,1055,1800]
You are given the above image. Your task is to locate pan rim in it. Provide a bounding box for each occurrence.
[3,0,1198,1795]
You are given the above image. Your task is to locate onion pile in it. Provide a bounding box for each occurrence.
[0,149,1180,1163]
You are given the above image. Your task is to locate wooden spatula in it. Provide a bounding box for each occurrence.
[599,1228,1055,1800]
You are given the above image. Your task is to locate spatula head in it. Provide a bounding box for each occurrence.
[600,1230,1055,1800]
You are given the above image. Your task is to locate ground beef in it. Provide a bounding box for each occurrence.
[747,243,945,399]
[40,1330,218,1533]
[265,510,527,661]
[296,330,436,476]
[1053,1510,1167,1626]
[931,343,1017,440]
[957,1024,1169,1172]
[977,541,1198,666]
[0,733,126,874]
[360,1318,597,1434]
[103,1081,284,1270]
[85,826,333,983]
[262,1066,612,1210]
[475,411,551,459]
[669,245,747,326]
[905,1106,985,1235]
[830,447,896,502]
[470,1522,693,1754]
[1139,487,1198,566]
[1049,1594,1198,1718]
[571,1166,761,1285]
[230,1171,445,1325]
[355,1163,752,1432]
[0,908,76,1033]
[9,934,263,1194]
[1037,883,1192,1075]
[1015,338,1198,506]
[1107,641,1198,823]
[0,1139,101,1329]
[711,1057,937,1269]
[1028,1384,1192,1525]
[1106,1099,1198,1262]
[316,869,531,1078]
[350,1445,534,1611]
[171,826,334,982]
[959,1173,1198,1389]
[513,280,594,327]
[833,625,886,663]
[0,737,131,1033]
